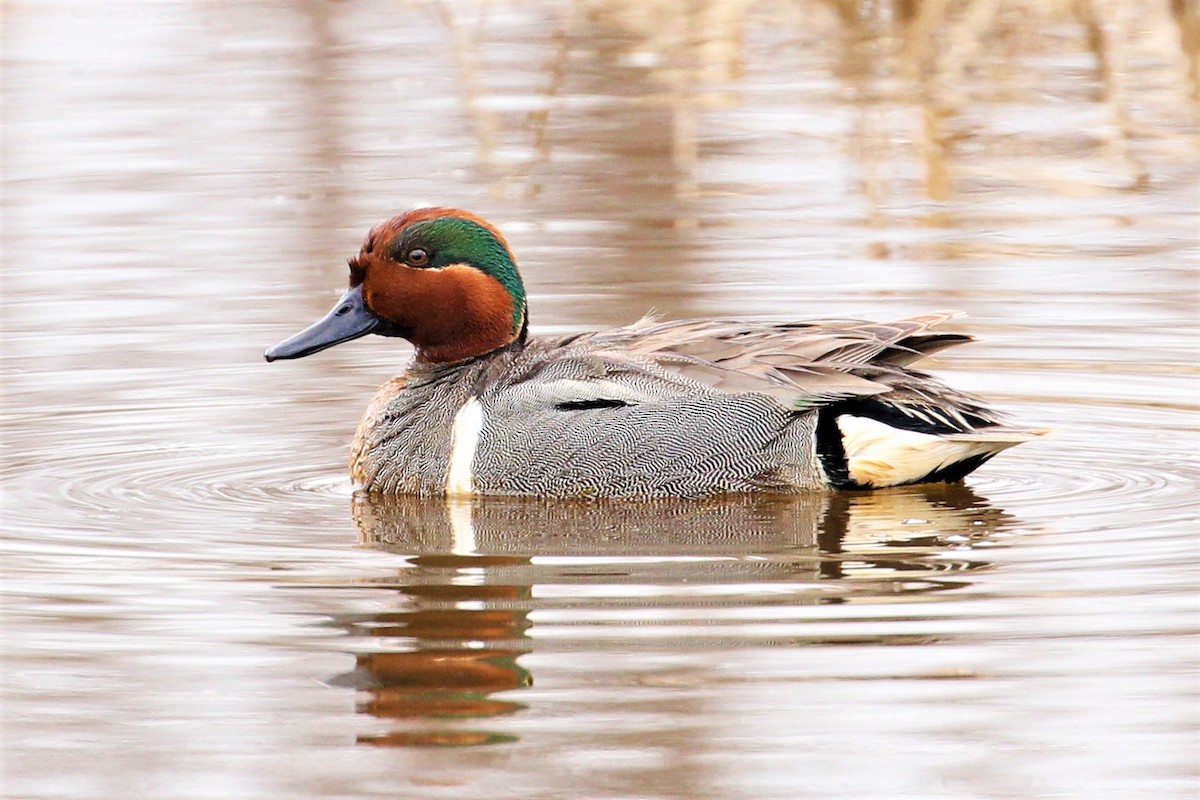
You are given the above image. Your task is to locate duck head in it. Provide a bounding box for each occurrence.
[264,208,527,365]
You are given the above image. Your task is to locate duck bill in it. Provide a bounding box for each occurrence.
[264,285,381,362]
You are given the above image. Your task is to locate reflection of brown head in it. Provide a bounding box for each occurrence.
[326,551,533,748]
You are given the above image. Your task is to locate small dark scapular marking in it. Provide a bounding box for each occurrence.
[555,398,631,411]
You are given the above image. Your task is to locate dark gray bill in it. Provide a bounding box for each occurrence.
[264,285,380,362]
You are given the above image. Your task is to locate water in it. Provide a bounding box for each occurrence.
[3,1,1198,798]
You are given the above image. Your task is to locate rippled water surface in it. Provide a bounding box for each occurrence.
[3,1,1198,798]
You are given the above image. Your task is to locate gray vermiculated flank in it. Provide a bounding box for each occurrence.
[353,315,1024,497]
[474,353,823,497]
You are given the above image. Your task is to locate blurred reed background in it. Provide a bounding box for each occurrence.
[439,0,1199,198]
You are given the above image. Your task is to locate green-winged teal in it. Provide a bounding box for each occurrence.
[265,208,1043,497]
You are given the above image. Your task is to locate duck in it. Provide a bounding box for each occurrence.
[265,207,1044,498]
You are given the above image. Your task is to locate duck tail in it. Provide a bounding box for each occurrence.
[816,401,1049,489]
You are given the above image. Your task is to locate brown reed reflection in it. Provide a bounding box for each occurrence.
[333,484,1019,746]
[427,0,1197,203]
[274,0,1196,324]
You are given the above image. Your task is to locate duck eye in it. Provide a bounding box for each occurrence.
[406,248,429,266]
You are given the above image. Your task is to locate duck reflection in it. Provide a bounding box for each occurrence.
[333,484,1017,747]
[326,545,532,748]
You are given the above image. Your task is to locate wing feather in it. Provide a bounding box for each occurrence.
[564,311,991,427]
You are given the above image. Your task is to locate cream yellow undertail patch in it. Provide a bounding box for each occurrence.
[836,414,1021,488]
[446,397,484,496]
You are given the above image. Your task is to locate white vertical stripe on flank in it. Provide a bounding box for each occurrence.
[446,397,484,496]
